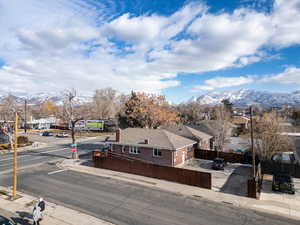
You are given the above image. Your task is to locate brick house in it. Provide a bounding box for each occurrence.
[161,124,213,150]
[109,128,196,167]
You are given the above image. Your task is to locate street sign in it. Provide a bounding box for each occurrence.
[71,143,77,152]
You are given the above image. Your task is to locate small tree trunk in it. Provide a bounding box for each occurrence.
[71,121,75,145]
[71,121,78,159]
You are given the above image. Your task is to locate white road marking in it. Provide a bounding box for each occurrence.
[48,169,66,175]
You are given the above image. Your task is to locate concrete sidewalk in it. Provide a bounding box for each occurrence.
[59,159,300,222]
[0,186,114,225]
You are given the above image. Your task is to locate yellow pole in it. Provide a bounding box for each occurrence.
[12,112,18,199]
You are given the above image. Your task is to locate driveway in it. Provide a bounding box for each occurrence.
[260,175,300,215]
[182,159,252,196]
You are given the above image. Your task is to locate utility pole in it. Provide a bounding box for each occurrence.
[12,112,18,199]
[250,106,255,178]
[24,99,27,134]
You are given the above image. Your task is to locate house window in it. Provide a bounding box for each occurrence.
[153,148,162,157]
[121,146,125,153]
[129,146,139,154]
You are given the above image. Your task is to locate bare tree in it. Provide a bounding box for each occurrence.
[93,88,117,119]
[214,103,232,152]
[176,102,207,124]
[253,111,294,159]
[0,95,18,121]
[61,89,82,159]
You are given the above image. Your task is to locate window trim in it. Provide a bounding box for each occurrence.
[153,148,162,157]
[129,146,139,154]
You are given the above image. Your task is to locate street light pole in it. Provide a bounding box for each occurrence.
[250,106,255,178]
[24,99,27,134]
[12,112,18,199]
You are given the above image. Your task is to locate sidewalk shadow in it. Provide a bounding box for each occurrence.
[219,166,251,197]
[11,217,31,225]
[16,211,32,219]
[12,211,32,225]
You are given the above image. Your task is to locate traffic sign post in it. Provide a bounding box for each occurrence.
[71,143,78,159]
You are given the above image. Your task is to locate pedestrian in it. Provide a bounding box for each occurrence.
[38,197,45,221]
[32,203,42,225]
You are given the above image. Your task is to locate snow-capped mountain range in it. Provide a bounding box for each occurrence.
[1,89,300,107]
[0,92,92,105]
[191,89,300,107]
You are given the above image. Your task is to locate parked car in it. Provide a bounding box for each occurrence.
[56,132,69,138]
[212,158,226,170]
[272,173,295,194]
[41,131,54,136]
[0,216,15,225]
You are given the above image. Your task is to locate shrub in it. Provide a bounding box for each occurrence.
[0,189,9,196]
[17,136,29,145]
[0,144,9,150]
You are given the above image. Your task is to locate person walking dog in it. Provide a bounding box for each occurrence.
[32,203,42,225]
[38,198,45,215]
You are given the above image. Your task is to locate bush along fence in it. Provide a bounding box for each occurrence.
[93,151,212,189]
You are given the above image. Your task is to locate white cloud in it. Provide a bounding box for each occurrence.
[0,0,300,97]
[262,67,300,85]
[191,76,254,92]
[270,0,300,47]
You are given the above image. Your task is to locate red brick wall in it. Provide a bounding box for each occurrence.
[111,144,173,166]
[173,147,194,166]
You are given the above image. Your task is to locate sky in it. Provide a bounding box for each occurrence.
[0,0,300,103]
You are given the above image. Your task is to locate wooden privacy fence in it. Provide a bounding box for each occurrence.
[93,151,211,189]
[194,149,245,163]
[261,160,300,178]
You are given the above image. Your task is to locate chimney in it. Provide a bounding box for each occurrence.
[145,139,149,144]
[116,128,121,142]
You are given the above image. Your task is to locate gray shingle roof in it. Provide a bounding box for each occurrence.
[190,120,235,137]
[111,128,196,150]
[160,124,212,142]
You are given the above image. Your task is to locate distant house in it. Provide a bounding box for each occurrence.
[108,128,196,166]
[232,116,250,130]
[160,124,213,150]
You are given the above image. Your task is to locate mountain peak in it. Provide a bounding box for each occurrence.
[195,89,300,107]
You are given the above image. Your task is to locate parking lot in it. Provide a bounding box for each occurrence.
[182,159,252,196]
[27,132,71,144]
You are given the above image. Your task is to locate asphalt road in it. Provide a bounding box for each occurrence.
[1,164,299,225]
[0,138,104,174]
[1,138,299,225]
